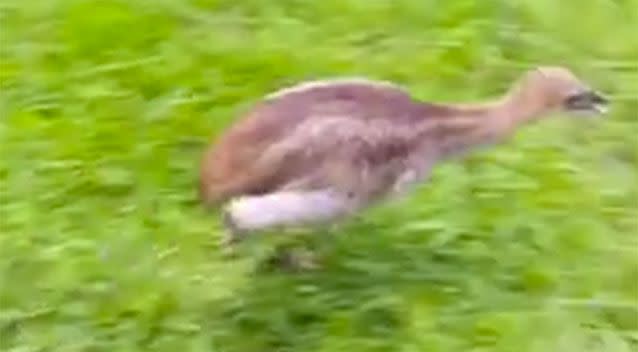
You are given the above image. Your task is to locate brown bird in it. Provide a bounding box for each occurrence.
[199,66,608,252]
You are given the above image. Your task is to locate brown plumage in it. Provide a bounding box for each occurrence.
[199,66,608,249]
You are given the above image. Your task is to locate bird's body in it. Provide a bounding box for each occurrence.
[201,79,509,206]
[202,80,434,205]
[199,67,608,248]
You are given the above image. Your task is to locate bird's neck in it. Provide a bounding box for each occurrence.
[414,84,551,160]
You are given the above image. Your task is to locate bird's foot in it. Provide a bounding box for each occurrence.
[269,247,321,272]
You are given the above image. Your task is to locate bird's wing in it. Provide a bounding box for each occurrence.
[240,115,415,201]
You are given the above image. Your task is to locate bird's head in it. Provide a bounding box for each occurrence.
[521,66,609,117]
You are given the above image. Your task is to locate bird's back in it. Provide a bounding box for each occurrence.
[199,79,452,205]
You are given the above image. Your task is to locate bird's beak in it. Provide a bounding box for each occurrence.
[565,90,609,115]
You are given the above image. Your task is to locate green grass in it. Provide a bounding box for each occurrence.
[1,0,637,351]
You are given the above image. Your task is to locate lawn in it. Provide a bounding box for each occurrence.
[1,0,637,351]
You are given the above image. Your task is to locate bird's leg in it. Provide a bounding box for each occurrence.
[389,153,436,199]
[219,207,247,257]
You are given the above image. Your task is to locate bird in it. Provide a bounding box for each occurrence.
[198,66,609,253]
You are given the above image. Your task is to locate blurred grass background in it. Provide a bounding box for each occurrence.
[1,0,637,351]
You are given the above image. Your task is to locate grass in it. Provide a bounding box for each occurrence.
[1,0,637,351]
